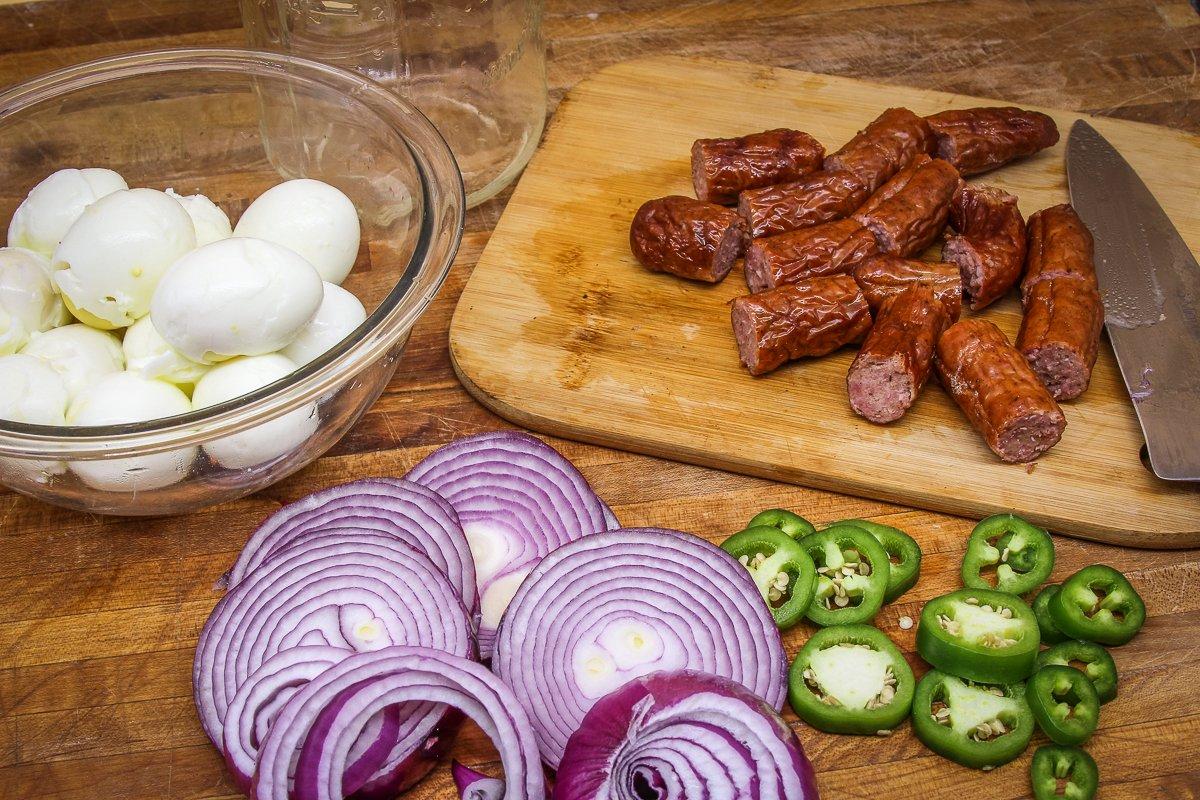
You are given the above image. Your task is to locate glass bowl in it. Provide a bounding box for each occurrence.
[0,48,464,515]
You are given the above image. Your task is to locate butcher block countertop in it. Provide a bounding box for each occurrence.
[1,2,1198,799]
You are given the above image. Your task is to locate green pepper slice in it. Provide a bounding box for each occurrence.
[720,526,817,629]
[916,588,1040,683]
[798,524,891,626]
[961,514,1054,596]
[787,624,915,735]
[1049,564,1146,646]
[911,669,1035,769]
[1030,745,1098,800]
[747,508,817,539]
[1032,584,1069,645]
[836,519,922,603]
[1025,665,1099,745]
[1037,640,1118,704]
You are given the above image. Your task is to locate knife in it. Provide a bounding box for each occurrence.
[1067,120,1200,481]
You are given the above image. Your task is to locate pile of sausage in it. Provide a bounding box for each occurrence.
[630,106,1105,464]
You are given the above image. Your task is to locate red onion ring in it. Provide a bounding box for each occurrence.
[405,431,617,658]
[227,478,475,609]
[554,671,819,800]
[492,528,786,767]
[253,646,545,800]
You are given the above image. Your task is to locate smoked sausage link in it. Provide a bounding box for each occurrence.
[943,184,1027,310]
[852,255,963,320]
[629,195,746,283]
[691,128,825,205]
[744,218,879,293]
[731,274,873,376]
[926,106,1059,176]
[935,318,1067,463]
[1022,203,1098,293]
[823,107,935,194]
[847,285,951,424]
[853,156,961,257]
[738,170,870,239]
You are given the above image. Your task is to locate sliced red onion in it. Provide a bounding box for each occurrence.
[227,478,476,610]
[492,528,787,767]
[554,671,819,800]
[405,431,617,658]
[452,761,504,800]
[254,646,545,800]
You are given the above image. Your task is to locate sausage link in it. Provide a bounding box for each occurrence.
[737,170,869,239]
[925,107,1059,176]
[935,318,1066,463]
[1017,278,1104,401]
[851,255,963,320]
[731,275,873,376]
[823,108,935,194]
[1022,203,1098,293]
[743,218,879,293]
[629,195,746,283]
[942,184,1027,310]
[847,285,951,424]
[691,128,825,204]
[852,157,961,257]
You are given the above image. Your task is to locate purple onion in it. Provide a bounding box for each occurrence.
[554,670,819,800]
[492,528,787,768]
[253,646,545,800]
[405,431,617,658]
[452,761,504,800]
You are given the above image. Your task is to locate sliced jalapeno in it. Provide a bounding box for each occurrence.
[720,525,817,629]
[747,508,817,539]
[798,524,891,626]
[1049,564,1146,646]
[837,519,922,603]
[1026,665,1100,745]
[961,514,1054,596]
[1030,745,1098,800]
[787,624,915,735]
[916,588,1040,683]
[1032,584,1069,645]
[1037,640,1118,704]
[911,669,1035,769]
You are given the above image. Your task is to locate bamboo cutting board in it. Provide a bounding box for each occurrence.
[450,56,1200,549]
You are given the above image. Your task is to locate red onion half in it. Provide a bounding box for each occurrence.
[554,671,819,800]
[405,431,617,658]
[492,528,787,767]
[254,646,545,800]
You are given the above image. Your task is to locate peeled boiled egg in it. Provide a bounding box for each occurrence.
[232,179,360,284]
[281,282,367,365]
[0,247,68,355]
[66,372,197,491]
[165,188,232,247]
[53,188,196,328]
[7,168,127,256]
[151,237,323,363]
[122,314,210,388]
[21,323,124,401]
[191,354,318,468]
[0,353,70,481]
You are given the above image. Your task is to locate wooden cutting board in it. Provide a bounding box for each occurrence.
[449,55,1200,549]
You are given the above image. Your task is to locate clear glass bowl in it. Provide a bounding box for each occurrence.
[0,48,464,515]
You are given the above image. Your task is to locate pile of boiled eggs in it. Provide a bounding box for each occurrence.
[0,168,369,490]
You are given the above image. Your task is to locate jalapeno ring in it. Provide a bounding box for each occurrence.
[1049,564,1146,646]
[747,508,817,539]
[837,518,922,603]
[1030,745,1098,800]
[916,588,1040,683]
[911,669,1035,769]
[1026,664,1100,745]
[961,514,1054,596]
[720,525,817,629]
[798,524,891,626]
[1036,639,1118,704]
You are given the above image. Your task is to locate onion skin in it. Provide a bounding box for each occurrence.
[554,670,819,800]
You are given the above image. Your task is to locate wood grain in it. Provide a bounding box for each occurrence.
[1,1,1199,799]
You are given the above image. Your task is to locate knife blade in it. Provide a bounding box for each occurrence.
[1066,119,1200,481]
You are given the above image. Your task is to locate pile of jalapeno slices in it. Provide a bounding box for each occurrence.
[722,509,1149,800]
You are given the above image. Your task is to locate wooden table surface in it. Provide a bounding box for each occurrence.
[1,2,1198,799]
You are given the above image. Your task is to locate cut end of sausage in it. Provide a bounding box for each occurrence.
[1024,344,1090,401]
[847,355,914,424]
[942,235,990,309]
[710,218,746,283]
[691,143,717,203]
[743,242,773,293]
[730,299,766,375]
[994,411,1066,463]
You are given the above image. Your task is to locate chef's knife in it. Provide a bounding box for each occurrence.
[1066,120,1200,481]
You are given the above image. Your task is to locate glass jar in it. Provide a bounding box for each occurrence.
[241,0,547,207]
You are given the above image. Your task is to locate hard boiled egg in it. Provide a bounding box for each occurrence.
[122,314,210,388]
[281,281,367,365]
[233,179,360,284]
[165,188,232,247]
[191,354,318,468]
[0,247,68,355]
[53,188,196,328]
[0,353,70,481]
[151,237,323,363]
[20,323,124,401]
[7,168,127,256]
[66,372,197,491]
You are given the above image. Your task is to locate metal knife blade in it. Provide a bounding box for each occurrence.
[1067,120,1200,481]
